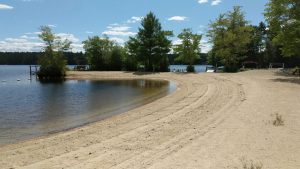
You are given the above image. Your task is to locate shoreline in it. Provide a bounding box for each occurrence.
[1,70,299,169]
[0,73,178,148]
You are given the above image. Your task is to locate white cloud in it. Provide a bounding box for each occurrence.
[0,33,82,52]
[85,31,93,34]
[55,33,80,43]
[198,0,208,4]
[70,44,84,53]
[200,38,212,53]
[0,4,14,10]
[127,16,143,23]
[102,31,136,36]
[25,32,41,35]
[168,16,188,21]
[110,37,126,44]
[172,39,182,45]
[0,38,44,52]
[211,0,222,6]
[102,24,136,37]
[5,38,28,43]
[20,35,40,40]
[106,26,131,32]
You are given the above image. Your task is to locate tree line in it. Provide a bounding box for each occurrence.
[208,2,300,72]
[83,12,206,72]
[0,52,86,65]
[1,0,300,79]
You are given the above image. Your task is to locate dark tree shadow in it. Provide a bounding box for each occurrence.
[272,78,300,85]
[270,69,300,85]
[121,71,161,76]
[274,69,299,77]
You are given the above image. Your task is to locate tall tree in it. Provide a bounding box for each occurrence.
[110,46,125,71]
[38,26,71,79]
[246,22,268,67]
[83,36,112,70]
[265,0,300,58]
[208,6,252,72]
[127,12,173,72]
[173,28,202,72]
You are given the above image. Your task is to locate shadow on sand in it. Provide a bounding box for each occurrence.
[272,71,300,85]
[272,78,300,85]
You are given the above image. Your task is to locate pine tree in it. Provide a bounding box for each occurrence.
[127,12,172,72]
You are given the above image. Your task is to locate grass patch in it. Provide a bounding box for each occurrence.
[231,159,263,169]
[273,113,284,126]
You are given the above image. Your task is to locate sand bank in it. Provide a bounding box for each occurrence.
[0,70,299,169]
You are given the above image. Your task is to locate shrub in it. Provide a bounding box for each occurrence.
[273,113,284,126]
[187,65,195,72]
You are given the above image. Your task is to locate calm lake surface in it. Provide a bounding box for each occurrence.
[0,66,175,145]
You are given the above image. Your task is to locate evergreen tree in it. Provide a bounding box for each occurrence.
[246,22,268,67]
[127,12,173,72]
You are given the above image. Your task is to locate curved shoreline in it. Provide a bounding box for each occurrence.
[1,70,299,169]
[0,76,177,148]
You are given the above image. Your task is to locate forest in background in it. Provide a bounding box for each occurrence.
[1,0,300,72]
[0,52,208,66]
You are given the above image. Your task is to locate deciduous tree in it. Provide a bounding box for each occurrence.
[208,6,252,72]
[265,0,300,57]
[38,26,71,79]
[173,28,202,72]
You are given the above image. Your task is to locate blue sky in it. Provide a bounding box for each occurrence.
[0,0,268,53]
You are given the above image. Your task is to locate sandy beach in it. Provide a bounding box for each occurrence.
[0,70,299,169]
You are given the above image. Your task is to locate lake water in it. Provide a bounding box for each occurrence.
[0,66,175,145]
[169,65,210,72]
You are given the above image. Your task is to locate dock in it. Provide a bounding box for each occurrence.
[29,65,39,76]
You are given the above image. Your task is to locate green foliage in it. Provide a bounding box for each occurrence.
[246,22,267,67]
[110,46,124,71]
[126,12,173,72]
[83,36,124,71]
[186,65,195,72]
[208,6,252,72]
[265,0,300,57]
[0,52,85,65]
[173,28,202,68]
[37,26,71,79]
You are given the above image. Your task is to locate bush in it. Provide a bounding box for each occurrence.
[273,113,284,126]
[37,26,70,80]
[187,65,195,72]
[37,52,67,79]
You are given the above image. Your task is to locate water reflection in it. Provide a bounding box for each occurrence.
[0,75,175,145]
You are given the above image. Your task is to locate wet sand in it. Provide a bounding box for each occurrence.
[0,70,299,169]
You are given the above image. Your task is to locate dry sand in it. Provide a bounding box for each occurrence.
[0,70,299,169]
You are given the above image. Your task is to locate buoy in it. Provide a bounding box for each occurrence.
[17,79,21,81]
